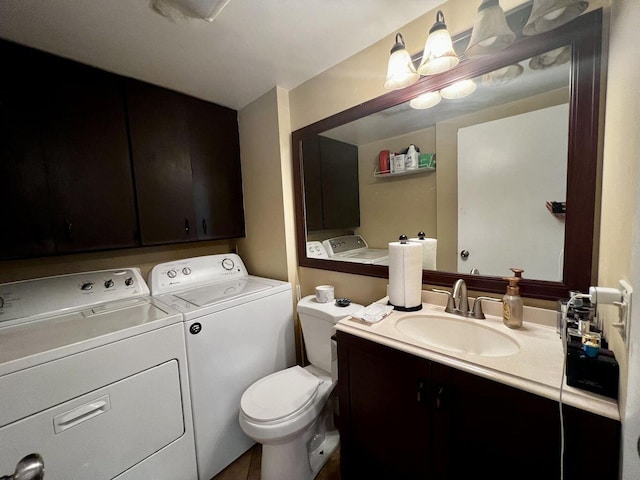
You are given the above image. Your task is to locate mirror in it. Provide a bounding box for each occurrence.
[292,7,603,300]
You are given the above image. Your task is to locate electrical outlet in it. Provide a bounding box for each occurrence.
[619,280,633,347]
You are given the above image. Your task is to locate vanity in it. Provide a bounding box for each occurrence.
[335,296,620,479]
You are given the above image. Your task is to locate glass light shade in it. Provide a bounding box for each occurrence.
[529,45,571,70]
[441,79,477,99]
[522,0,588,35]
[465,0,516,57]
[481,64,524,86]
[384,33,419,90]
[417,11,460,76]
[409,91,442,109]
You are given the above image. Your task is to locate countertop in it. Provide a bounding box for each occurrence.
[335,295,620,421]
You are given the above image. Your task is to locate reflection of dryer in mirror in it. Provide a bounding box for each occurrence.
[322,235,389,264]
[306,241,329,258]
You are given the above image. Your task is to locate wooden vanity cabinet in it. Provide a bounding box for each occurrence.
[336,332,620,480]
[126,80,245,245]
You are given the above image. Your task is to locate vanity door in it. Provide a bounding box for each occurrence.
[337,332,432,479]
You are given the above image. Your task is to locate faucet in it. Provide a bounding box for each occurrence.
[433,279,470,317]
[453,279,469,316]
[434,279,501,319]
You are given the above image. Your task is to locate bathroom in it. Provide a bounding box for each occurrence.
[0,0,639,479]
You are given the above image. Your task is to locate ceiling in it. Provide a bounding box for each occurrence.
[0,0,445,110]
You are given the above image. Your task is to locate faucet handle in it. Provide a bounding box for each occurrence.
[471,296,502,319]
[433,289,456,314]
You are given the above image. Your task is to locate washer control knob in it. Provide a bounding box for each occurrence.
[81,282,94,291]
[221,258,235,271]
[104,279,114,289]
[167,270,177,279]
[182,267,192,275]
[125,277,134,286]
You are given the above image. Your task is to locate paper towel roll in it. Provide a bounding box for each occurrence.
[409,237,437,270]
[388,241,423,309]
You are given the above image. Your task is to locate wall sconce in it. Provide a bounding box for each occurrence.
[409,91,442,109]
[417,10,460,76]
[441,79,477,99]
[384,33,420,90]
[465,0,516,57]
[522,0,588,35]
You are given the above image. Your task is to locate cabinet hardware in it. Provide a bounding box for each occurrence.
[65,219,73,240]
[417,379,428,405]
[435,384,447,410]
[202,218,207,235]
[185,217,190,234]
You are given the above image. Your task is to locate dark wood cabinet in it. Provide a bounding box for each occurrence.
[337,332,620,480]
[0,39,245,259]
[0,41,137,259]
[127,80,244,246]
[302,135,359,231]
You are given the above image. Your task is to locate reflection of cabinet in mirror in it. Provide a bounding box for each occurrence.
[302,136,359,231]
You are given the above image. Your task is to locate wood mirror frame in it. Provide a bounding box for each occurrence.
[292,9,602,301]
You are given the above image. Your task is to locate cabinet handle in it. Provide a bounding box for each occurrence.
[65,218,73,240]
[185,217,190,235]
[435,384,447,410]
[202,218,207,235]
[417,379,428,405]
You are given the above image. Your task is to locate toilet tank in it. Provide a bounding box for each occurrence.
[297,295,363,374]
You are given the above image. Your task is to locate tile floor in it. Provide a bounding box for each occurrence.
[211,443,341,480]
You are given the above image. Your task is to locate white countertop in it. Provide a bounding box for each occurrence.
[335,296,620,421]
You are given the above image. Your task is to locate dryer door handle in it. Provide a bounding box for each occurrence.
[53,395,111,434]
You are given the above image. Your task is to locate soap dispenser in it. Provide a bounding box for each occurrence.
[503,270,523,329]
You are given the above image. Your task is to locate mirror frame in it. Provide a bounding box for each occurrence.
[292,9,602,301]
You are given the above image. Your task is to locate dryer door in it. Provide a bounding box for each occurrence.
[0,360,184,480]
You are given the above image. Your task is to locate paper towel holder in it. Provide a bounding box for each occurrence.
[388,234,424,312]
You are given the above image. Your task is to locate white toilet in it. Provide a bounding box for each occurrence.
[239,295,362,480]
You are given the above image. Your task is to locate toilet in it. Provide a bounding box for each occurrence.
[239,295,362,480]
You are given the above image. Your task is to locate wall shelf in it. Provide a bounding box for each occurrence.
[374,165,435,178]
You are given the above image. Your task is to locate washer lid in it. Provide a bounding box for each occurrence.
[241,366,320,422]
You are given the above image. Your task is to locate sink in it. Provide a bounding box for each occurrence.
[395,314,520,357]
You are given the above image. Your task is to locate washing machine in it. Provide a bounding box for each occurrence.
[322,234,389,264]
[0,268,197,480]
[149,254,296,480]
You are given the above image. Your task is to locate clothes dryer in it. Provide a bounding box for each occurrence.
[0,268,197,480]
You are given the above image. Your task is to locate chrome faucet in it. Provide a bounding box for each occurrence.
[434,279,501,319]
[453,279,469,316]
[433,278,471,317]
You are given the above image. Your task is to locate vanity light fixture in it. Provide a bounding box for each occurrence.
[384,33,420,90]
[417,10,459,76]
[522,0,588,35]
[481,64,524,86]
[440,79,477,99]
[465,0,516,57]
[409,91,442,109]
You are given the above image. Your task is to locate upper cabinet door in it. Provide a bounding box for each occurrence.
[126,80,197,246]
[0,41,137,259]
[185,97,245,240]
[0,42,54,258]
[43,61,138,253]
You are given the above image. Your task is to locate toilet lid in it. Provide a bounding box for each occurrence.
[241,366,321,422]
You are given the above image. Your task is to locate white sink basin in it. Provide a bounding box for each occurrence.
[395,314,520,357]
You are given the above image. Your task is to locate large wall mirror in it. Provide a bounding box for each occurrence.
[292,6,602,300]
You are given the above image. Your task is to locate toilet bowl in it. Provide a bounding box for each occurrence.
[239,295,362,480]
